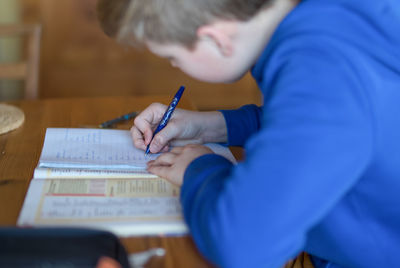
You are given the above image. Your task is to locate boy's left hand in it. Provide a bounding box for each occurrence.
[147,144,214,186]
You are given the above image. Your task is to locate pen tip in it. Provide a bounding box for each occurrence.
[145,144,151,156]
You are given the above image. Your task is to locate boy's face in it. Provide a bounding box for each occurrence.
[147,40,250,83]
[146,0,298,84]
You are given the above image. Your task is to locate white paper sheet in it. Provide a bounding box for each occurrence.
[38,128,159,170]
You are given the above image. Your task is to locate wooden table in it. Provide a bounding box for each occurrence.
[0,96,214,267]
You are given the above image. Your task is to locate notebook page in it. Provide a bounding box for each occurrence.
[38,128,159,171]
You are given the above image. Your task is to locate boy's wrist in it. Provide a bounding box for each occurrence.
[198,111,227,144]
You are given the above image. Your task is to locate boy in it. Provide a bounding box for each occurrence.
[97,0,400,267]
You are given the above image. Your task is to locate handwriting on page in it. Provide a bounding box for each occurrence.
[40,196,182,220]
[40,128,158,169]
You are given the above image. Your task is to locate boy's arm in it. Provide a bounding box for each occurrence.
[180,43,373,268]
[131,104,229,152]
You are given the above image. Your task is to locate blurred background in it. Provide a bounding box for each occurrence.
[0,0,262,110]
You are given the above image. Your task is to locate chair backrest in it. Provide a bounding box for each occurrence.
[0,24,42,99]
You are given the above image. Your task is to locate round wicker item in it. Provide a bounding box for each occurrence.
[0,104,25,135]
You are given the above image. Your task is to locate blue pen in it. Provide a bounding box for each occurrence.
[145,86,185,155]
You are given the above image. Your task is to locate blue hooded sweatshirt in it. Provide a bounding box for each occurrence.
[181,0,400,267]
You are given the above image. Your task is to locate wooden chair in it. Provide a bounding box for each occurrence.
[0,24,42,99]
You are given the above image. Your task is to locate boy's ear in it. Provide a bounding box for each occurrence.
[197,23,236,57]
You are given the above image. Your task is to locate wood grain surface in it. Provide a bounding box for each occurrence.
[0,96,214,268]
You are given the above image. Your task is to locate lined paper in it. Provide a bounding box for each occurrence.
[38,128,159,170]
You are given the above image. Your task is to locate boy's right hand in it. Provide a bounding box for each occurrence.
[131,103,228,154]
[131,103,203,154]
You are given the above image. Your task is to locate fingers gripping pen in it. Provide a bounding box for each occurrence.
[145,86,185,155]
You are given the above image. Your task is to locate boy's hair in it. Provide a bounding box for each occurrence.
[97,0,273,48]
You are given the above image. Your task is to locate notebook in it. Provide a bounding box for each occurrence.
[17,128,235,237]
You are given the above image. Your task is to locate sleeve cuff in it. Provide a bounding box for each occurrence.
[219,104,262,146]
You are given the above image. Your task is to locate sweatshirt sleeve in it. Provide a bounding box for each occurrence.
[219,104,263,147]
[180,40,373,268]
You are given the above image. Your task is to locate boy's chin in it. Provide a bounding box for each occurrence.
[223,73,248,83]
[192,71,247,84]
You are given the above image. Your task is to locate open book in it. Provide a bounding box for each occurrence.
[18,128,235,237]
